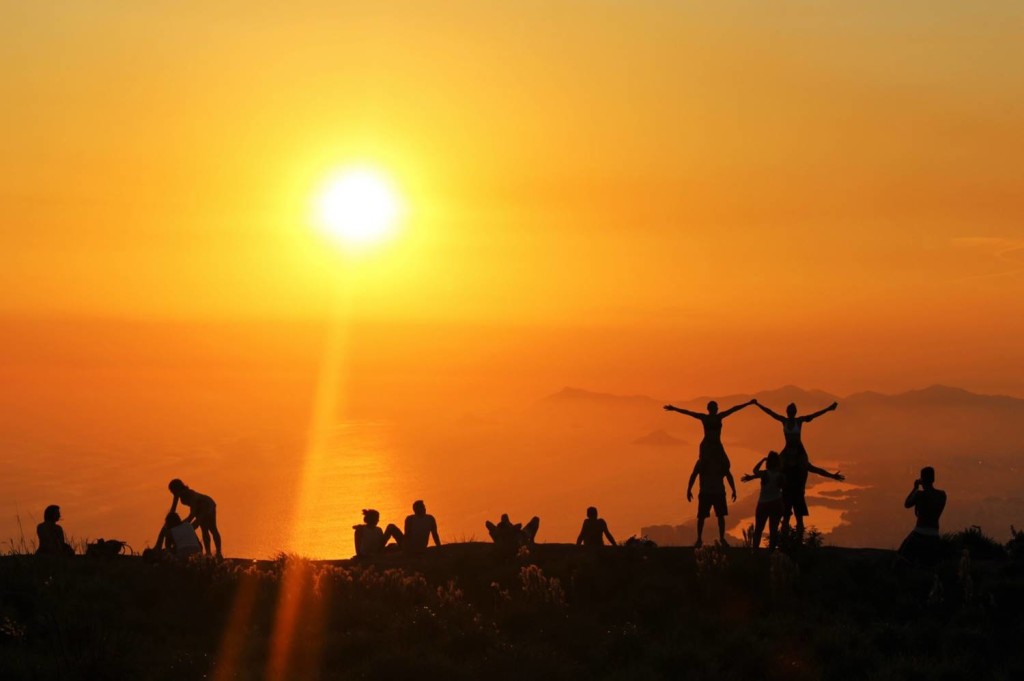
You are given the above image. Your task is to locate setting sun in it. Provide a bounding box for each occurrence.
[314,168,402,247]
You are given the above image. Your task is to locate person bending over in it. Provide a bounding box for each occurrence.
[167,479,222,557]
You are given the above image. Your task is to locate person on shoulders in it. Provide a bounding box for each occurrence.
[576,506,617,547]
[402,500,441,553]
[36,504,74,556]
[755,400,844,533]
[898,466,947,566]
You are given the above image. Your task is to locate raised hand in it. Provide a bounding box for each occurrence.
[663,405,675,412]
[833,471,846,482]
[830,402,839,411]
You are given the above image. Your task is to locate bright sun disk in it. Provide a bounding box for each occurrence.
[314,168,402,246]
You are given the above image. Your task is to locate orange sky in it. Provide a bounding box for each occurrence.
[3,1,1024,396]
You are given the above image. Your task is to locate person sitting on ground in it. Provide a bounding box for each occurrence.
[742,451,786,550]
[898,466,947,566]
[485,513,540,548]
[353,509,402,557]
[154,511,203,559]
[402,500,441,553]
[576,506,617,547]
[36,504,75,556]
[167,479,222,557]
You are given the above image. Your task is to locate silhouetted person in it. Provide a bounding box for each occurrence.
[402,500,441,553]
[486,513,540,548]
[755,401,844,533]
[898,466,947,565]
[154,511,202,559]
[168,479,222,557]
[664,399,756,463]
[665,399,753,547]
[36,504,74,556]
[353,509,402,557]
[576,506,617,547]
[742,452,785,550]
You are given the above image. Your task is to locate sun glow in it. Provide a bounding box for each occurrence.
[314,168,402,247]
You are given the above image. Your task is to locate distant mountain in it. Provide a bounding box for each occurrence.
[632,429,687,447]
[543,387,660,408]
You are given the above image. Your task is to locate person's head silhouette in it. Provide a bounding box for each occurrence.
[165,511,183,526]
[586,506,598,519]
[786,403,798,418]
[707,401,719,415]
[168,479,186,495]
[412,500,426,515]
[43,505,61,523]
[766,451,781,470]
[920,466,936,486]
[362,509,380,527]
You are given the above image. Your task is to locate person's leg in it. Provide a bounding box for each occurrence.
[200,526,212,555]
[753,512,766,549]
[205,507,222,556]
[717,515,728,545]
[715,494,728,545]
[695,517,705,547]
[768,510,781,551]
[384,524,404,547]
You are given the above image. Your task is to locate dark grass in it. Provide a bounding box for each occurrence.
[2,539,1024,681]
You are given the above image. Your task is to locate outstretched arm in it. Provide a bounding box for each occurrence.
[663,404,702,419]
[801,402,839,423]
[686,460,700,502]
[741,457,766,482]
[807,461,845,481]
[720,399,757,418]
[755,402,785,421]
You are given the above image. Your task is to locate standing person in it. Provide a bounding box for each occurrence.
[36,504,74,556]
[899,467,947,565]
[742,452,786,550]
[576,506,617,547]
[665,399,754,547]
[402,500,441,553]
[167,479,222,557]
[754,401,844,533]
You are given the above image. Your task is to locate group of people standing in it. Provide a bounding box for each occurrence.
[665,398,844,550]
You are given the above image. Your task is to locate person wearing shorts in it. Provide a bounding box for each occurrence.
[686,449,737,548]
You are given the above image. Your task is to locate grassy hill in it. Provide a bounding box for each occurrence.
[2,540,1023,681]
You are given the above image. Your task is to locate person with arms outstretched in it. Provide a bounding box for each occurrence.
[898,466,946,566]
[167,479,222,557]
[742,452,786,550]
[576,506,617,547]
[665,399,754,547]
[755,401,844,533]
